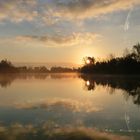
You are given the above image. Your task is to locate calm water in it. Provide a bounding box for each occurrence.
[0,73,140,140]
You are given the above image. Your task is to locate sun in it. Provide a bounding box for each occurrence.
[86,59,91,64]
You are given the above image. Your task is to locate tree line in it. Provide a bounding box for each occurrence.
[0,60,77,73]
[1,43,140,74]
[80,43,140,74]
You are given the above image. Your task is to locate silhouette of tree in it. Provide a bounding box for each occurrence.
[80,43,140,74]
[0,59,17,73]
[83,56,95,65]
[132,43,140,62]
[123,48,130,58]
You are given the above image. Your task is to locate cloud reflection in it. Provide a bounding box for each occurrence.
[15,98,102,113]
[0,124,131,140]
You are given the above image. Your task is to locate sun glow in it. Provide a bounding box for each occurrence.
[86,59,91,64]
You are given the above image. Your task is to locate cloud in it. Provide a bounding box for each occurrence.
[44,0,140,21]
[28,33,99,46]
[0,0,140,24]
[0,0,37,22]
[1,32,100,47]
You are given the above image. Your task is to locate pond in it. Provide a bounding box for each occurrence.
[0,73,140,140]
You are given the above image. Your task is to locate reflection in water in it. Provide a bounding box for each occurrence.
[125,112,130,130]
[0,73,140,139]
[0,73,77,88]
[85,80,95,91]
[80,74,140,138]
[0,75,15,88]
[81,74,140,106]
[50,73,78,79]
[0,73,140,107]
[0,73,140,105]
[0,124,131,140]
[16,98,101,113]
[0,74,50,88]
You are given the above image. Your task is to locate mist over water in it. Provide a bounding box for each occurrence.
[13,62,80,69]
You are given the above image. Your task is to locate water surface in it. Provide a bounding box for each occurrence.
[0,73,140,140]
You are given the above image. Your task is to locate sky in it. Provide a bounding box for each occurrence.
[0,0,140,65]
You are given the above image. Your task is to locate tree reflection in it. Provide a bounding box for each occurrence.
[0,74,49,88]
[81,74,140,105]
[0,74,16,88]
[84,80,95,91]
[0,73,77,88]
